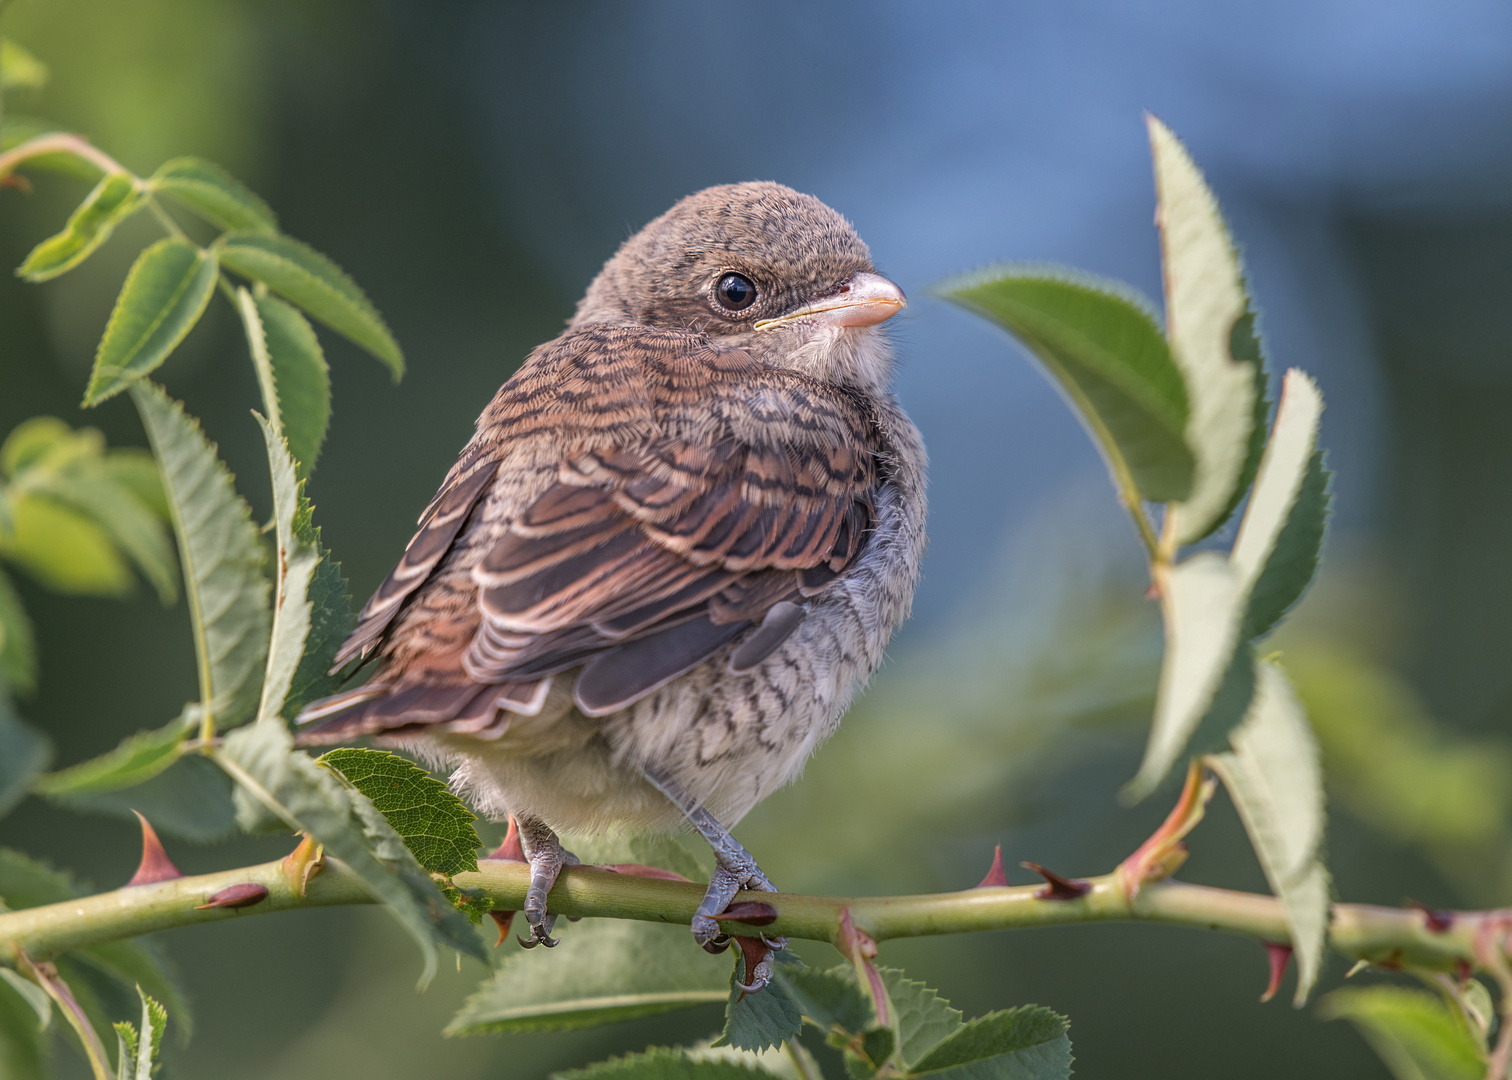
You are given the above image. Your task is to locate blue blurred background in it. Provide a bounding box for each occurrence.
[6,1,1512,1076]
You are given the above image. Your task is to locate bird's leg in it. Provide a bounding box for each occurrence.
[514,815,579,949]
[643,765,787,991]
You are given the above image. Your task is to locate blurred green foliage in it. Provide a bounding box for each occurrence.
[4,2,1512,1079]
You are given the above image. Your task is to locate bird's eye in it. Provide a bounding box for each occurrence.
[714,272,757,311]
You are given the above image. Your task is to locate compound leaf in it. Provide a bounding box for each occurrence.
[220,721,484,985]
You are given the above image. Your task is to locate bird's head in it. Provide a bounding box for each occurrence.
[573,181,905,392]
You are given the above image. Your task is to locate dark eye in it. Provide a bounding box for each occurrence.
[715,272,757,311]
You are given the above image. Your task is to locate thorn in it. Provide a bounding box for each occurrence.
[1021,861,1091,901]
[1345,959,1370,978]
[281,834,324,896]
[717,901,779,926]
[1405,898,1455,933]
[1144,582,1160,600]
[195,883,269,910]
[596,863,692,882]
[1260,942,1293,1003]
[488,816,525,861]
[487,910,515,946]
[976,846,1009,888]
[1457,960,1473,985]
[126,811,183,886]
[1,172,34,194]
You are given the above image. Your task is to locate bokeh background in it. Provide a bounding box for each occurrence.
[5,1,1512,1076]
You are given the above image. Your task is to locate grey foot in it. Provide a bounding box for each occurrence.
[515,817,579,949]
[642,765,787,992]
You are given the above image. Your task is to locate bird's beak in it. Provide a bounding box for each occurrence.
[755,272,906,331]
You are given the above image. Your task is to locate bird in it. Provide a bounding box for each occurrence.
[298,181,928,990]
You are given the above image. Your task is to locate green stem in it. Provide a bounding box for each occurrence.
[0,131,124,180]
[0,856,1498,978]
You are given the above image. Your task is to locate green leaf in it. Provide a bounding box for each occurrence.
[0,968,50,1031]
[280,546,354,721]
[0,694,47,818]
[318,748,479,876]
[0,968,49,1080]
[16,171,142,282]
[218,232,404,378]
[880,968,964,1068]
[0,40,49,92]
[253,414,320,727]
[29,467,178,605]
[111,986,166,1080]
[1244,448,1328,640]
[41,753,236,843]
[775,965,872,1034]
[31,707,194,797]
[85,241,218,406]
[938,268,1194,502]
[0,847,77,908]
[1127,552,1245,800]
[685,1039,823,1080]
[219,721,485,985]
[0,495,134,596]
[846,1028,896,1080]
[911,1006,1073,1080]
[238,292,331,477]
[1147,115,1266,546]
[447,918,729,1035]
[1207,659,1330,1005]
[131,383,269,728]
[1321,986,1485,1080]
[1129,371,1327,798]
[556,1047,784,1080]
[99,450,169,520]
[148,157,277,234]
[715,955,803,1053]
[0,571,38,696]
[1230,370,1327,640]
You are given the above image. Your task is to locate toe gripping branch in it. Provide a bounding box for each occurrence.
[641,764,787,992]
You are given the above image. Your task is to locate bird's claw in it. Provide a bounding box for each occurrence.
[517,909,559,949]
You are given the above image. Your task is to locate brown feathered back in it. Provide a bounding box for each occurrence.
[300,322,883,741]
